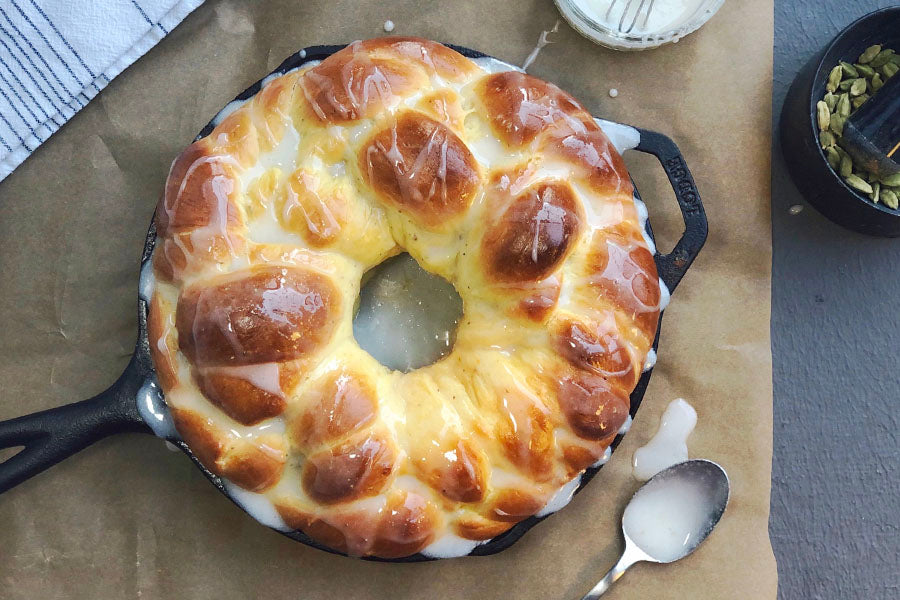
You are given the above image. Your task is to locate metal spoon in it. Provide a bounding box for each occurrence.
[580,460,730,599]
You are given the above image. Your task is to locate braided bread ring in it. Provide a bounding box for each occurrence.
[147,37,661,558]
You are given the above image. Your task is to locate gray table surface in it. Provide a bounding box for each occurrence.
[770,1,900,598]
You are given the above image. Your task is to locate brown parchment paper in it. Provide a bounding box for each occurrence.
[0,1,776,598]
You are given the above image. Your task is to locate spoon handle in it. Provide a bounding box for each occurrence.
[579,548,642,599]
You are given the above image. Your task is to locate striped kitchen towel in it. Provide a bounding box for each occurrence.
[0,0,205,182]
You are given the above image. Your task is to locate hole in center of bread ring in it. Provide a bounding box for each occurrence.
[353,253,464,372]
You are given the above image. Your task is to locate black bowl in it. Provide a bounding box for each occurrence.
[780,7,900,237]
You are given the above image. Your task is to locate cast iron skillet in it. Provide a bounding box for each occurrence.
[0,44,708,561]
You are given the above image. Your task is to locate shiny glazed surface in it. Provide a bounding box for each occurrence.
[147,37,660,558]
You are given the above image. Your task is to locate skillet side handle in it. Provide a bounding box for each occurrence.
[633,129,709,292]
[0,351,149,494]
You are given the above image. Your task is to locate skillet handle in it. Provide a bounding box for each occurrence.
[633,129,709,292]
[0,351,149,494]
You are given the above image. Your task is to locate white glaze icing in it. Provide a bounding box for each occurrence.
[622,468,716,562]
[632,398,696,481]
[218,363,283,396]
[594,118,641,155]
[136,378,177,439]
[536,473,582,517]
[642,348,657,372]
[246,121,301,181]
[211,99,249,127]
[222,481,292,531]
[618,414,633,435]
[138,259,155,303]
[521,21,559,71]
[246,202,307,246]
[631,195,657,255]
[591,445,613,468]
[421,533,485,558]
[471,56,524,74]
[658,277,671,311]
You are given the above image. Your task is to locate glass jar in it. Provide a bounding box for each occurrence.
[554,0,725,51]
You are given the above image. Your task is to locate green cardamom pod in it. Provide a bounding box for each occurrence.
[845,174,873,194]
[820,130,836,149]
[872,73,884,91]
[839,78,855,91]
[882,62,899,78]
[837,93,851,118]
[852,94,870,109]
[855,63,875,78]
[823,92,838,111]
[859,44,882,64]
[881,172,900,187]
[816,101,830,131]
[839,61,859,77]
[826,65,843,92]
[825,146,841,169]
[829,114,845,136]
[850,77,868,96]
[839,154,853,177]
[882,189,900,209]
[870,49,896,68]
[890,54,900,66]
[870,182,881,204]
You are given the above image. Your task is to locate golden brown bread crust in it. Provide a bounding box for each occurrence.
[147,295,178,392]
[299,38,475,124]
[299,48,422,123]
[496,396,554,481]
[369,490,441,558]
[414,438,487,503]
[544,127,634,196]
[477,71,594,147]
[360,112,480,225]
[158,140,242,235]
[195,366,287,425]
[147,37,661,558]
[552,318,641,390]
[175,266,340,366]
[454,513,515,541]
[556,372,630,442]
[488,487,547,522]
[584,230,661,337]
[289,370,378,450]
[481,181,583,283]
[274,489,441,557]
[171,408,285,491]
[301,430,396,504]
[283,171,349,247]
